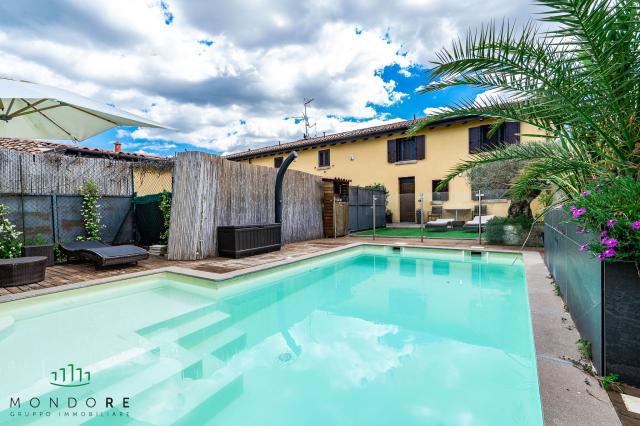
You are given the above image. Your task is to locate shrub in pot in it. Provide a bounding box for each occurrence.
[561,176,640,385]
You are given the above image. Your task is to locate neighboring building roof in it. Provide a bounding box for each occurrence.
[0,138,168,162]
[225,115,484,160]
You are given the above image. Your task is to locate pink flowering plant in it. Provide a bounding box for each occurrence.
[565,177,640,261]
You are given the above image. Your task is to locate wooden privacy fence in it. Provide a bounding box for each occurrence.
[168,151,324,260]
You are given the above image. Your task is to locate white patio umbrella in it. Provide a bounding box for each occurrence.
[0,78,167,141]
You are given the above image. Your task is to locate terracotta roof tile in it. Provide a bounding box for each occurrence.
[0,138,168,161]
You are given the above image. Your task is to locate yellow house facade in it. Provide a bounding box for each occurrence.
[226,116,540,223]
[133,168,173,196]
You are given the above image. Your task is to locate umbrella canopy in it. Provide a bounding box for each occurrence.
[0,78,167,141]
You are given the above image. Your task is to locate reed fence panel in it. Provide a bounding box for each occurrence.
[0,148,133,196]
[168,151,323,260]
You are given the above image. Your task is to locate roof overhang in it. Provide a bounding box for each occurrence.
[225,115,485,161]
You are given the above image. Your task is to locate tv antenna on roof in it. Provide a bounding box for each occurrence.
[291,98,316,139]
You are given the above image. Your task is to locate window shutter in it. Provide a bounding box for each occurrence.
[469,127,482,153]
[503,121,521,144]
[487,124,500,146]
[415,136,425,160]
[387,139,397,163]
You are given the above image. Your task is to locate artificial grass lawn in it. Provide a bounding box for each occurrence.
[353,227,480,239]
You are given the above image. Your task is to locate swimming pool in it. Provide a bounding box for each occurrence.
[0,245,542,425]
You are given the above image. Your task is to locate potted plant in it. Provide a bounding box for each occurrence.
[545,176,640,385]
[22,234,54,267]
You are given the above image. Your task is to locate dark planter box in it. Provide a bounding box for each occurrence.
[545,208,640,386]
[385,212,392,224]
[218,224,281,258]
[21,244,54,267]
[604,261,640,385]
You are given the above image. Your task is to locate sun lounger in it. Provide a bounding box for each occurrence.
[59,240,149,268]
[463,215,495,231]
[425,218,454,231]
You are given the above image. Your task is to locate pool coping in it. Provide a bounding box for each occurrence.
[0,242,522,303]
[0,242,622,425]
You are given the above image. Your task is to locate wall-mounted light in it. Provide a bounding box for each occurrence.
[349,153,355,161]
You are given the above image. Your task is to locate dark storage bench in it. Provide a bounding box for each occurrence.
[0,256,47,287]
[218,224,281,258]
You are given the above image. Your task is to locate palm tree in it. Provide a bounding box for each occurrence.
[414,0,640,202]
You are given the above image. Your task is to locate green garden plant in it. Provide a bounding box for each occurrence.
[159,190,172,244]
[0,203,22,259]
[484,216,532,244]
[415,0,640,217]
[600,373,621,391]
[79,180,104,241]
[565,176,640,260]
[577,338,592,360]
[53,244,67,264]
[24,234,48,246]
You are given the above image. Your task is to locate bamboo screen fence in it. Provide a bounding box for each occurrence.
[0,148,133,196]
[168,151,324,260]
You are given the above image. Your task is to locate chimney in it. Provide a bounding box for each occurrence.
[113,141,122,153]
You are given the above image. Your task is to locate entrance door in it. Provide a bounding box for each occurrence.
[399,177,415,222]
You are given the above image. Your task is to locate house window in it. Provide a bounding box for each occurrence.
[432,179,449,201]
[318,149,330,167]
[397,137,416,162]
[468,122,520,153]
[387,136,425,163]
[274,156,283,168]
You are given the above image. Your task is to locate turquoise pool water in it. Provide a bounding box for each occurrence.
[0,246,542,425]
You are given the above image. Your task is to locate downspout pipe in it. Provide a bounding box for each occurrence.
[275,151,298,223]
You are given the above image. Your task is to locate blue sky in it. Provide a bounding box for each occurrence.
[0,1,535,156]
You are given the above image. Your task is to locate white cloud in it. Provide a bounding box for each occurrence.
[473,88,520,107]
[423,106,452,116]
[0,0,540,153]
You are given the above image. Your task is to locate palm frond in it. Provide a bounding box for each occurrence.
[417,0,640,193]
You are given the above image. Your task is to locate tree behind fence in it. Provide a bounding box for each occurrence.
[168,152,324,260]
